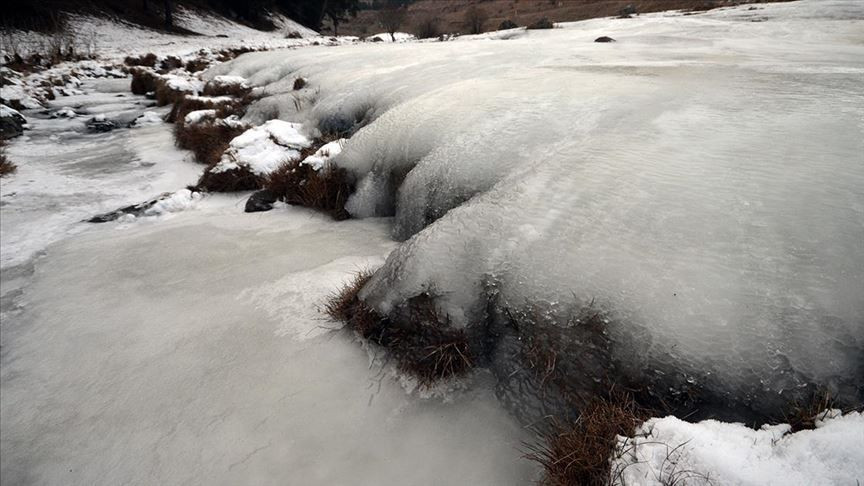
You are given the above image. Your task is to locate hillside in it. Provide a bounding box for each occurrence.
[334,0,792,36]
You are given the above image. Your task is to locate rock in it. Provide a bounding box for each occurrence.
[594,36,616,43]
[86,115,117,133]
[0,104,27,138]
[245,189,278,213]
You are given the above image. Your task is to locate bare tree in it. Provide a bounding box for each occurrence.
[464,6,488,35]
[164,0,173,30]
[377,2,407,42]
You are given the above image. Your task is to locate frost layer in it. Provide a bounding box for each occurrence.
[209,0,864,415]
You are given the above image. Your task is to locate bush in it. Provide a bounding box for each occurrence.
[498,19,518,30]
[159,55,184,72]
[527,17,555,30]
[154,77,190,106]
[414,15,441,39]
[185,58,210,73]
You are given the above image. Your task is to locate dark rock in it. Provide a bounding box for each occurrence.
[86,116,117,133]
[245,189,278,213]
[216,34,229,38]
[498,19,519,30]
[595,36,616,43]
[0,107,27,138]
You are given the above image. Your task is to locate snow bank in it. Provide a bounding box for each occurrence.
[612,411,864,485]
[212,120,311,176]
[208,0,864,416]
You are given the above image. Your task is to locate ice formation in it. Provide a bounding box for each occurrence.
[207,0,864,419]
[301,138,346,171]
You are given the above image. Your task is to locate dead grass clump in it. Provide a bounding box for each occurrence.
[124,53,158,67]
[264,156,354,220]
[783,391,838,433]
[130,68,158,95]
[185,58,210,73]
[167,95,241,124]
[159,56,184,72]
[202,80,252,98]
[174,119,248,165]
[154,77,188,106]
[325,275,475,385]
[196,165,263,192]
[526,390,646,486]
[0,140,16,177]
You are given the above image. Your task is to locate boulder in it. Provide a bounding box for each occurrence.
[0,104,26,138]
[245,189,278,213]
[595,36,616,43]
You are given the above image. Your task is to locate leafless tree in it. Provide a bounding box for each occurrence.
[377,1,407,42]
[464,6,488,35]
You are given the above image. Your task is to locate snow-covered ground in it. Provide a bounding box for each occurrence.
[1,1,863,484]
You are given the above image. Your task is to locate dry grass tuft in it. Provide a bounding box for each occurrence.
[783,391,838,433]
[527,17,555,29]
[527,390,646,486]
[154,77,188,106]
[202,80,252,98]
[0,140,16,177]
[174,119,248,165]
[124,53,157,67]
[129,68,158,95]
[167,95,242,124]
[196,165,263,193]
[185,58,210,73]
[325,274,475,385]
[264,154,354,220]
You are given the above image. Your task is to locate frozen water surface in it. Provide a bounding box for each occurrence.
[209,0,864,410]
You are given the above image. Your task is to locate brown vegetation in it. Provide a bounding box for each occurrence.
[174,118,249,165]
[326,273,475,386]
[202,79,252,98]
[264,152,354,220]
[464,6,489,35]
[167,94,242,124]
[0,139,16,177]
[124,53,158,67]
[526,390,646,486]
[184,58,210,73]
[130,68,159,95]
[196,165,263,192]
[154,77,188,106]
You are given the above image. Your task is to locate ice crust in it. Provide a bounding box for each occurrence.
[208,0,864,411]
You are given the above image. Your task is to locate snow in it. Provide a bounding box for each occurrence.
[209,75,248,88]
[208,0,864,413]
[143,189,204,216]
[301,138,346,170]
[612,411,864,486]
[0,104,24,119]
[161,74,203,93]
[131,111,164,127]
[212,120,311,176]
[184,109,217,125]
[0,84,43,109]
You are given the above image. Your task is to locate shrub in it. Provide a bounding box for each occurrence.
[130,68,158,95]
[527,18,555,30]
[526,390,646,486]
[124,53,158,67]
[154,77,190,106]
[174,118,249,165]
[498,19,518,30]
[464,6,489,35]
[414,15,441,39]
[159,55,184,72]
[264,155,353,220]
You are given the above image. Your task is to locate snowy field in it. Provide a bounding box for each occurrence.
[2,0,864,484]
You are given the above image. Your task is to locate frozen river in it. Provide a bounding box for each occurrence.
[0,81,538,485]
